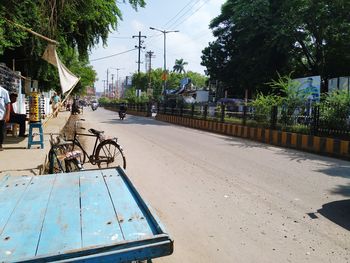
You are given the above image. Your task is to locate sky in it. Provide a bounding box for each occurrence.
[89,0,226,92]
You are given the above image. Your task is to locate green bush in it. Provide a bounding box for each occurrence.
[249,93,279,123]
[320,90,350,130]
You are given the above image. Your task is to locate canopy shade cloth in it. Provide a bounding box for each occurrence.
[42,44,80,94]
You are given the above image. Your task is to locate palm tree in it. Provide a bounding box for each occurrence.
[173,58,188,74]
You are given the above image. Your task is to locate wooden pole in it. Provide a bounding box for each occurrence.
[5,18,59,45]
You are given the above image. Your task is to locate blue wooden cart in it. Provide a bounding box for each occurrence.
[0,167,173,262]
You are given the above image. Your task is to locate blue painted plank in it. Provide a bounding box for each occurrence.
[80,170,124,248]
[0,176,33,234]
[0,175,56,261]
[0,174,10,187]
[101,169,155,241]
[36,172,82,256]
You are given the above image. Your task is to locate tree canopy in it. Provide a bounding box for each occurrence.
[201,0,350,98]
[131,68,207,101]
[0,0,146,93]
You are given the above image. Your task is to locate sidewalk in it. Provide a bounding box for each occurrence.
[0,111,71,178]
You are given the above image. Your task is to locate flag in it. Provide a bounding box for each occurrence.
[42,44,80,94]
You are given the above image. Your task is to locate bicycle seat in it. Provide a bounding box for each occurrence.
[88,128,104,136]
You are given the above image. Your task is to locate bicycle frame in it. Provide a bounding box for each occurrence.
[69,120,121,167]
[71,131,105,165]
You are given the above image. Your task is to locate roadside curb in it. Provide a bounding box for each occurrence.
[155,114,350,161]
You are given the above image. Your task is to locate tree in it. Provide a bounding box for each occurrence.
[173,58,188,74]
[0,0,146,92]
[201,0,350,98]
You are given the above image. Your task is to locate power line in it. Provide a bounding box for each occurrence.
[166,0,203,29]
[144,0,201,46]
[162,0,201,28]
[90,48,137,62]
[109,36,133,39]
[169,0,211,30]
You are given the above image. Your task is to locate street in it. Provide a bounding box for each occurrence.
[83,107,350,263]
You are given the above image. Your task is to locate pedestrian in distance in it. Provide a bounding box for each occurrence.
[0,86,11,151]
[50,92,61,118]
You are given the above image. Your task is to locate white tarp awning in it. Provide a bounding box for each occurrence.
[42,44,80,94]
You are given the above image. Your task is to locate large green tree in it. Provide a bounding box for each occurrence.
[201,0,350,98]
[0,0,146,92]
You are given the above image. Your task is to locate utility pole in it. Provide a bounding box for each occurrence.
[102,80,107,97]
[132,31,147,74]
[146,50,155,90]
[111,74,115,97]
[106,69,109,96]
[146,50,155,72]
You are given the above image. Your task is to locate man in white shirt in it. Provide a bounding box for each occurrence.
[0,86,11,151]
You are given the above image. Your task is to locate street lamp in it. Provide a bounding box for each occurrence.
[149,27,179,97]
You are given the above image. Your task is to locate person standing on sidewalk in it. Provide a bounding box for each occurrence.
[9,93,27,137]
[0,86,11,151]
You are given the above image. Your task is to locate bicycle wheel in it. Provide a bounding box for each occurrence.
[65,159,83,172]
[95,140,126,169]
[66,141,86,164]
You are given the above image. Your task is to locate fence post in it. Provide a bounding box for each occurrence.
[191,104,195,118]
[270,105,278,130]
[180,105,184,117]
[311,105,320,135]
[203,105,208,120]
[171,105,175,115]
[242,105,247,126]
[220,103,225,122]
[163,103,166,115]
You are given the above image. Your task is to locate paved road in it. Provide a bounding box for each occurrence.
[83,107,350,263]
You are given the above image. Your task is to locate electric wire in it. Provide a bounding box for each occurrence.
[162,0,201,28]
[90,48,137,62]
[166,0,203,30]
[168,0,211,30]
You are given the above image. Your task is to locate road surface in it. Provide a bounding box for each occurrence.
[82,107,350,263]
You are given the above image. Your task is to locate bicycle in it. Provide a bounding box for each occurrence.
[66,120,126,169]
[47,134,83,174]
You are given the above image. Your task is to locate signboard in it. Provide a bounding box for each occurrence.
[328,77,350,93]
[295,76,321,102]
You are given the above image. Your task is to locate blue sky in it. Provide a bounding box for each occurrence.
[89,0,226,92]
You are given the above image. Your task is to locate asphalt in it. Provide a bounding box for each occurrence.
[0,111,71,178]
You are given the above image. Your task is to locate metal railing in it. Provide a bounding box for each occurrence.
[100,102,350,140]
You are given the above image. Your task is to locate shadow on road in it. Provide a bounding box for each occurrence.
[223,136,270,149]
[317,199,350,231]
[314,164,350,179]
[330,184,350,197]
[101,115,170,126]
[3,136,26,145]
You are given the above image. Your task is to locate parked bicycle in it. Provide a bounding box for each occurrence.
[48,134,83,174]
[66,120,126,169]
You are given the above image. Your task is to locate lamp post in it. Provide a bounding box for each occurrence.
[149,27,179,97]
